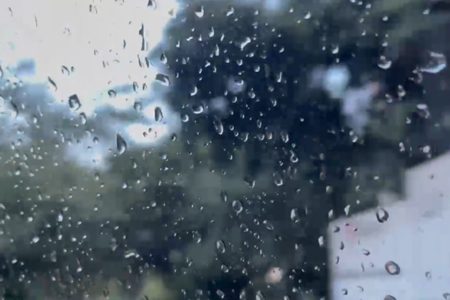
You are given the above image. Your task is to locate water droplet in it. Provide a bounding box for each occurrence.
[420,51,447,74]
[155,73,170,86]
[443,293,450,300]
[385,260,400,275]
[318,236,325,247]
[133,101,142,112]
[147,0,156,9]
[425,271,432,279]
[304,11,311,19]
[68,94,81,111]
[160,52,167,64]
[154,107,163,122]
[192,104,204,114]
[232,200,243,214]
[280,131,289,143]
[384,296,396,300]
[213,118,224,135]
[290,208,300,223]
[341,288,348,295]
[194,5,204,18]
[216,290,225,299]
[362,249,371,256]
[216,240,226,254]
[255,291,265,300]
[48,76,57,90]
[116,134,127,155]
[190,86,198,96]
[124,250,138,258]
[240,37,251,51]
[376,208,389,223]
[107,89,117,97]
[378,56,392,70]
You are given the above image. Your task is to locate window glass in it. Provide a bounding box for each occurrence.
[1,0,450,299]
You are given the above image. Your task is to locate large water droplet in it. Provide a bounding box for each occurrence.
[420,51,447,74]
[154,107,163,122]
[68,94,81,111]
[385,260,400,275]
[376,208,389,223]
[116,134,127,155]
[443,293,450,300]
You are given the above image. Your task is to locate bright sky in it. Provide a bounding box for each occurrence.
[0,0,180,166]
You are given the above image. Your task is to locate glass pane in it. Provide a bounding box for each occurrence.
[1,0,450,299]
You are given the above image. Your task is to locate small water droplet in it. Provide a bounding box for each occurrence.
[290,208,300,223]
[124,249,138,258]
[68,94,81,111]
[107,89,117,97]
[385,260,400,275]
[425,271,432,279]
[420,51,447,74]
[384,296,396,300]
[194,5,204,18]
[232,200,243,214]
[376,208,389,223]
[443,293,450,300]
[378,56,392,70]
[213,118,224,135]
[116,134,127,155]
[154,107,163,122]
[192,104,204,114]
[216,240,226,254]
[155,73,170,86]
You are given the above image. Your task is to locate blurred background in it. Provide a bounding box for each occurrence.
[0,0,450,299]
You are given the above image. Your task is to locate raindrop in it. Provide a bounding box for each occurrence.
[362,249,371,256]
[376,208,389,223]
[160,52,167,64]
[107,89,117,97]
[147,0,156,9]
[190,86,198,96]
[255,291,265,300]
[134,101,142,112]
[232,200,243,214]
[154,107,163,122]
[341,289,348,295]
[304,11,311,19]
[68,94,81,111]
[48,76,57,90]
[220,191,228,203]
[280,131,289,143]
[116,134,127,155]
[385,261,400,275]
[213,118,224,135]
[378,56,392,70]
[384,296,396,300]
[240,37,251,51]
[216,290,225,299]
[443,293,450,300]
[155,73,170,86]
[216,240,226,254]
[192,104,204,114]
[318,236,325,247]
[194,5,204,18]
[420,51,447,74]
[124,250,138,259]
[425,271,432,279]
[290,208,300,223]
